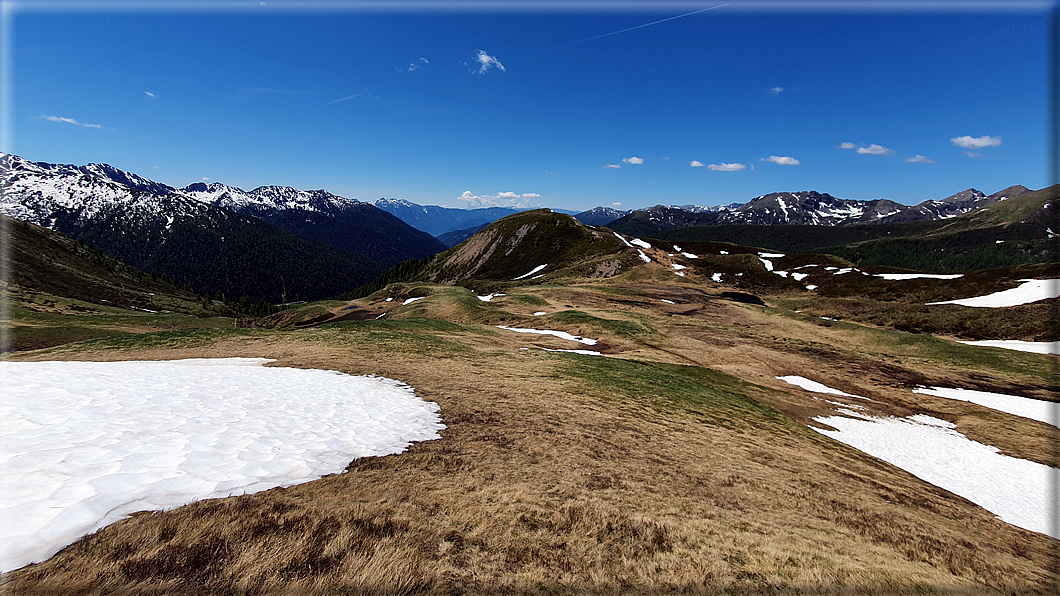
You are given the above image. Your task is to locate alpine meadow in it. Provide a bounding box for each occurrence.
[1,2,1058,595]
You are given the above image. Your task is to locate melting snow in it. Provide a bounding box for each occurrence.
[682,252,698,259]
[660,299,675,304]
[711,273,723,282]
[477,293,506,302]
[791,272,809,281]
[875,273,964,280]
[402,296,425,306]
[719,250,729,255]
[495,326,597,345]
[811,410,1056,538]
[926,279,1059,308]
[533,311,547,316]
[957,340,1059,356]
[637,250,651,263]
[613,233,633,247]
[513,264,548,280]
[913,387,1058,428]
[759,258,774,271]
[0,358,444,572]
[758,252,785,258]
[630,238,651,249]
[777,376,864,399]
[805,285,818,290]
[671,263,686,270]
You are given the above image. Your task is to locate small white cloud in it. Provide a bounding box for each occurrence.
[622,156,644,165]
[856,144,895,155]
[839,142,856,150]
[762,156,799,165]
[905,154,935,163]
[690,160,705,167]
[41,114,103,128]
[458,189,539,208]
[964,151,982,158]
[144,91,156,98]
[201,177,211,181]
[474,50,505,75]
[604,164,621,169]
[419,57,429,64]
[707,162,746,171]
[951,135,1001,149]
[769,86,784,95]
[611,202,622,207]
[152,165,160,169]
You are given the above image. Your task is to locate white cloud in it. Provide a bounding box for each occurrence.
[622,156,644,165]
[707,162,746,171]
[762,156,799,165]
[905,154,935,163]
[964,151,982,158]
[144,91,156,98]
[611,202,622,207]
[201,177,211,181]
[951,135,1001,149]
[458,190,539,208]
[769,86,784,95]
[41,114,103,128]
[690,160,705,167]
[604,164,621,169]
[839,142,856,150]
[474,50,505,75]
[856,144,895,155]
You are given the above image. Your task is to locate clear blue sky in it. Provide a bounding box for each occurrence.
[6,1,1056,211]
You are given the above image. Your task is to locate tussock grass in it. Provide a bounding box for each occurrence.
[5,280,1057,594]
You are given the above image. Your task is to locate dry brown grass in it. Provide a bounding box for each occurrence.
[4,281,1057,594]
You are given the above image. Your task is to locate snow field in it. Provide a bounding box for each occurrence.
[811,410,1056,538]
[926,279,1059,308]
[0,359,445,573]
[956,340,1059,355]
[776,375,865,399]
[913,387,1058,428]
[875,273,963,280]
[630,238,651,249]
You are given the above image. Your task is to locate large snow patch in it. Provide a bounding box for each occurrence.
[0,358,444,572]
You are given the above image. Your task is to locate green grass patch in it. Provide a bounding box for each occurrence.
[315,318,478,356]
[557,356,795,431]
[546,310,648,338]
[502,294,550,307]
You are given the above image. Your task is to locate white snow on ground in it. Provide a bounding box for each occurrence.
[811,410,1057,539]
[385,297,393,302]
[542,348,603,356]
[402,296,425,306]
[926,279,1059,307]
[913,387,1059,429]
[613,232,633,247]
[671,263,686,270]
[777,375,865,399]
[637,250,651,263]
[758,252,785,258]
[477,293,505,302]
[660,299,675,304]
[533,311,547,316]
[805,285,818,290]
[672,245,682,252]
[791,272,809,281]
[875,273,964,280]
[495,326,598,345]
[0,358,444,573]
[774,271,789,278]
[711,273,723,283]
[719,250,728,255]
[513,264,548,280]
[759,258,774,272]
[957,340,1059,355]
[682,252,698,259]
[674,271,685,277]
[631,238,651,249]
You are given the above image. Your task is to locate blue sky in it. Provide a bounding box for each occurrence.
[5,1,1056,211]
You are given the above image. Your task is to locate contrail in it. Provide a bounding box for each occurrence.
[325,93,360,106]
[545,3,730,51]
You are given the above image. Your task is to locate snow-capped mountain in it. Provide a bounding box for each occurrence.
[573,206,632,226]
[0,154,441,301]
